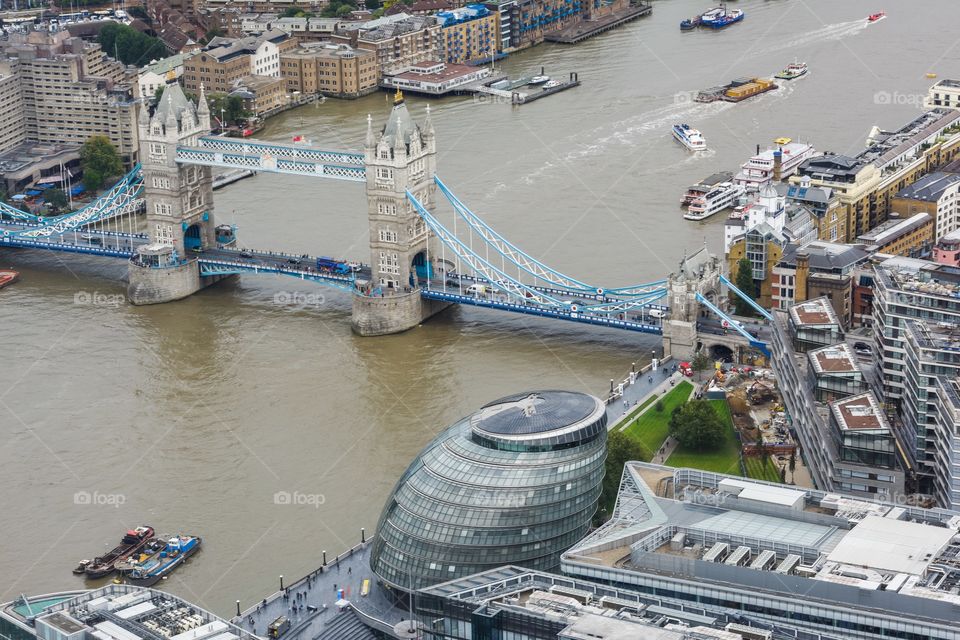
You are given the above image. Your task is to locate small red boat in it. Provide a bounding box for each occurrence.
[0,270,19,290]
[867,11,886,22]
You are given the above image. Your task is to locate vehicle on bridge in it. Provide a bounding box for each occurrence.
[316,257,352,275]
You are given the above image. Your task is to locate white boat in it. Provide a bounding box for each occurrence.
[529,75,550,85]
[733,141,817,191]
[542,80,562,89]
[672,123,707,151]
[684,182,745,221]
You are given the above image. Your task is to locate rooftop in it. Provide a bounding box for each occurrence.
[809,343,859,374]
[789,297,840,327]
[825,514,955,575]
[877,256,960,298]
[858,108,960,169]
[856,212,932,247]
[894,171,960,202]
[778,240,871,273]
[830,392,889,432]
[797,154,866,180]
[474,391,600,437]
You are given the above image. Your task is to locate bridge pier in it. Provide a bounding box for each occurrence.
[351,289,451,336]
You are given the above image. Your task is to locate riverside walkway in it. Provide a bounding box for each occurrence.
[231,542,411,640]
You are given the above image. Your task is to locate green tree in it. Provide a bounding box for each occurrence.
[80,136,123,192]
[654,399,664,413]
[97,22,166,67]
[154,85,165,103]
[598,431,651,521]
[690,350,712,382]
[364,0,381,9]
[208,93,249,128]
[45,188,69,212]
[668,400,726,451]
[733,257,756,317]
[280,7,314,17]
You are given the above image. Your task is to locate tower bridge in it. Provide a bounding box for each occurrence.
[0,86,769,360]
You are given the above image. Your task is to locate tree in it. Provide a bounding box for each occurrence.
[45,188,68,212]
[788,448,797,483]
[154,85,165,103]
[97,22,166,67]
[80,136,123,192]
[733,257,756,317]
[208,93,249,128]
[280,7,314,17]
[691,350,712,382]
[654,399,664,413]
[598,431,651,522]
[364,0,380,8]
[668,400,726,451]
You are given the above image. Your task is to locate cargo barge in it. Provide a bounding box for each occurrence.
[696,77,777,103]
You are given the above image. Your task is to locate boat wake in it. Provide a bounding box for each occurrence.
[755,20,869,56]
[516,99,734,185]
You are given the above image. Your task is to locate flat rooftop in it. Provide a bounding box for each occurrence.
[830,392,888,431]
[809,343,859,374]
[391,61,478,83]
[856,212,931,246]
[826,514,955,575]
[40,612,86,634]
[789,297,840,327]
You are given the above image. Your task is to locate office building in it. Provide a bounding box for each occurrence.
[181,30,294,94]
[280,43,378,98]
[370,390,607,591]
[770,241,872,323]
[331,14,440,77]
[892,171,960,241]
[436,4,498,64]
[855,212,934,258]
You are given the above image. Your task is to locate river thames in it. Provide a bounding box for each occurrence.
[1,0,957,616]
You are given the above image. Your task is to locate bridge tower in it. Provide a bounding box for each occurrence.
[128,84,221,305]
[661,246,722,359]
[352,90,451,335]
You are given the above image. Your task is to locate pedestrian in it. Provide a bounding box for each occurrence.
[648,376,652,384]
[348,567,352,575]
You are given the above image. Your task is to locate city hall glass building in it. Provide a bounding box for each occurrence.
[370,391,607,591]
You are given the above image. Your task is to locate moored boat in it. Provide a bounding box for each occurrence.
[775,61,808,81]
[0,270,18,290]
[542,80,562,89]
[126,535,202,587]
[672,124,707,151]
[529,75,549,85]
[684,182,745,221]
[680,16,701,30]
[114,537,166,574]
[700,3,744,29]
[734,140,818,191]
[83,526,155,579]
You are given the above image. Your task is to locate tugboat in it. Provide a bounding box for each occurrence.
[82,526,154,579]
[0,270,18,290]
[700,3,744,29]
[680,16,701,30]
[126,535,202,587]
[672,124,707,151]
[867,11,886,22]
[775,61,808,81]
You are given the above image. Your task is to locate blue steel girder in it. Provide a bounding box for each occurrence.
[195,136,364,166]
[434,176,667,298]
[719,273,774,321]
[420,289,663,335]
[695,292,770,355]
[0,235,136,258]
[175,148,365,182]
[198,259,357,291]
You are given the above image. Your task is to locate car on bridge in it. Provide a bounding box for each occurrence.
[287,257,302,265]
[240,250,253,259]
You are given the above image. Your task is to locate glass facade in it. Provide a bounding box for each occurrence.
[370,391,607,591]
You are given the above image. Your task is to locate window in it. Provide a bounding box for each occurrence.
[378,251,399,275]
[148,142,166,159]
[154,223,173,245]
[376,167,392,181]
[379,229,398,243]
[154,202,172,216]
[377,201,397,216]
[152,176,171,190]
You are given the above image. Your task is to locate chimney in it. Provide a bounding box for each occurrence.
[773,150,783,183]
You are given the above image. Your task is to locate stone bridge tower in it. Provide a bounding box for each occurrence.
[351,91,450,336]
[128,85,220,305]
[661,246,722,358]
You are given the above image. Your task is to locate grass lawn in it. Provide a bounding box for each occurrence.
[665,399,743,476]
[623,381,693,454]
[744,456,782,483]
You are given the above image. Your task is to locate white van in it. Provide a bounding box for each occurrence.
[648,308,665,319]
[466,284,487,296]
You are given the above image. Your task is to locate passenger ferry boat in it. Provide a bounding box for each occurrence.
[775,61,808,81]
[681,171,733,206]
[672,124,707,151]
[733,140,817,191]
[126,535,201,587]
[684,182,745,221]
[700,4,744,29]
